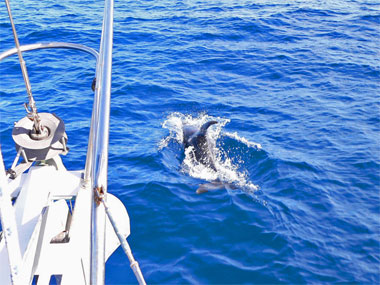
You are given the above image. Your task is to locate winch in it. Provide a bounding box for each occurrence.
[8,113,68,179]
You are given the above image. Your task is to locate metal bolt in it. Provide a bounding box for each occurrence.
[6,227,12,236]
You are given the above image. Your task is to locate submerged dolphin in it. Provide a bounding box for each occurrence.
[183,120,236,194]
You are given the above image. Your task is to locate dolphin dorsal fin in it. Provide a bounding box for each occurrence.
[200,121,218,134]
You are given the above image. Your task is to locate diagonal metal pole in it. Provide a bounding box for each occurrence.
[4,0,43,135]
[101,197,146,285]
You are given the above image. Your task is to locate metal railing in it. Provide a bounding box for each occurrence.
[88,0,114,283]
[1,0,145,284]
[87,1,146,283]
[0,42,99,62]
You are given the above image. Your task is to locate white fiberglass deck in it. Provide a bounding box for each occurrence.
[0,158,130,284]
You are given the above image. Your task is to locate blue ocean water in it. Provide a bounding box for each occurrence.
[1,0,379,284]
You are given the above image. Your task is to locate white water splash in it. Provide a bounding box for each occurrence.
[182,146,219,181]
[160,112,261,193]
[224,131,262,150]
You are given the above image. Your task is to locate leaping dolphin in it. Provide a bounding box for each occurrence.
[183,120,236,194]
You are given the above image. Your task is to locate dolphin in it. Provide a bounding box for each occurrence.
[182,120,236,194]
[183,120,218,170]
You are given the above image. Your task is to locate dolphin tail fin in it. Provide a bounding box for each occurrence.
[200,120,218,134]
[196,181,237,194]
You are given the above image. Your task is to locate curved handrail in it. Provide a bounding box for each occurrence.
[0,42,99,62]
